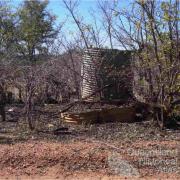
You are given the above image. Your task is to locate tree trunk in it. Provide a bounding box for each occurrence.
[154,107,168,130]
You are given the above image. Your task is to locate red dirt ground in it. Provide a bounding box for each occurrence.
[0,140,179,180]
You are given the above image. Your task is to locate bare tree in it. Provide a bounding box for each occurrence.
[98,0,180,128]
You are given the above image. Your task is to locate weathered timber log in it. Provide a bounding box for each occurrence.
[61,106,137,125]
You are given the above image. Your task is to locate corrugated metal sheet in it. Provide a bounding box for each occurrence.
[81,49,101,101]
[81,48,132,102]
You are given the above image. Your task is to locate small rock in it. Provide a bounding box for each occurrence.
[108,152,139,177]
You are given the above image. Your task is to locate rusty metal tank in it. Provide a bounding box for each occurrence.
[81,48,132,102]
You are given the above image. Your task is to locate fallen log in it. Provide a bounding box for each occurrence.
[61,106,137,125]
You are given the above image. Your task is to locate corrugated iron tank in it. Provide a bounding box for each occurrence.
[81,48,132,102]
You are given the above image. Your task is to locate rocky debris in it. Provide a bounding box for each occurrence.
[108,152,140,176]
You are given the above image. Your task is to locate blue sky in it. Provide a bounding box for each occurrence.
[11,0,130,25]
[10,0,132,48]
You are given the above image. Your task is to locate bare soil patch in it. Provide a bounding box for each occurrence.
[0,104,179,179]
